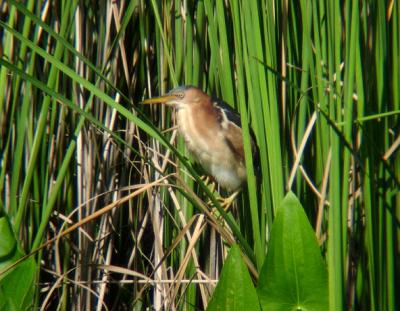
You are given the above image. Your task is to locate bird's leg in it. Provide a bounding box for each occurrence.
[201,175,217,193]
[201,176,222,212]
[200,175,210,186]
[208,179,217,194]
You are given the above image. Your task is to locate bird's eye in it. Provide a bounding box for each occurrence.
[177,92,184,99]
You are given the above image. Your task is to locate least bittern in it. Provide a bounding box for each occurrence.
[142,86,257,208]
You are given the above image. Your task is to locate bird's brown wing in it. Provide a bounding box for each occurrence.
[213,97,259,169]
[223,122,246,163]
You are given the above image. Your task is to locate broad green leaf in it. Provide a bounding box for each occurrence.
[0,217,36,310]
[0,286,18,311]
[0,216,21,276]
[258,192,328,311]
[207,244,260,311]
[0,257,36,311]
[0,217,16,259]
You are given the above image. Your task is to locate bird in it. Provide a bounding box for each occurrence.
[142,85,258,209]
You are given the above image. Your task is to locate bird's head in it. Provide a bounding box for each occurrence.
[142,86,208,109]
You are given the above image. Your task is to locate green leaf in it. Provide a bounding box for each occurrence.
[0,217,16,259]
[257,192,328,311]
[0,217,36,310]
[207,244,260,311]
[0,257,36,311]
[0,216,21,275]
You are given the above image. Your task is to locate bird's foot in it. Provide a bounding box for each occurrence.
[218,191,240,212]
[208,191,240,219]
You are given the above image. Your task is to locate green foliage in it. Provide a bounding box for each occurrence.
[0,217,16,261]
[207,193,327,311]
[207,244,260,311]
[257,192,328,311]
[0,217,36,311]
[0,257,36,311]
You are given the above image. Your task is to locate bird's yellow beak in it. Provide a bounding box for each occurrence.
[141,94,177,105]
